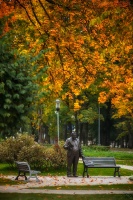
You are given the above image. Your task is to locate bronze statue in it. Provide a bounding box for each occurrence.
[63,131,83,177]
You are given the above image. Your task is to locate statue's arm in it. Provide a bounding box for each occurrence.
[63,139,69,150]
[78,141,85,158]
[63,139,73,150]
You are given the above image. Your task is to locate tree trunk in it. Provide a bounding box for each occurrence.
[80,123,88,145]
[101,101,112,146]
[128,133,133,148]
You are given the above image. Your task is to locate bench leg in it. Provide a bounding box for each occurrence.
[15,175,19,180]
[15,171,21,180]
[83,167,89,178]
[15,171,27,180]
[86,169,89,178]
[35,174,40,182]
[114,168,121,177]
[27,173,40,182]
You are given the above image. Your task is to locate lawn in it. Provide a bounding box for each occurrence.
[0,161,133,177]
[0,148,133,200]
[82,146,133,162]
[29,184,133,191]
[0,147,133,177]
[0,193,133,200]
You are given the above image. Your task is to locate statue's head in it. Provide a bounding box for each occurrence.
[71,131,77,140]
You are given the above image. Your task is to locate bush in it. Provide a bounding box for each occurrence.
[47,143,67,169]
[0,143,7,163]
[17,144,47,169]
[0,134,67,170]
[0,133,35,167]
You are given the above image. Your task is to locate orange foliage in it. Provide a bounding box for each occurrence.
[1,0,132,115]
[0,1,14,18]
[0,0,15,34]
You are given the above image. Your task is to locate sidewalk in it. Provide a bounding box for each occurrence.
[0,176,133,194]
[0,165,133,194]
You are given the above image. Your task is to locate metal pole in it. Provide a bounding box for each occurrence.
[55,99,60,144]
[57,111,59,144]
[98,104,100,145]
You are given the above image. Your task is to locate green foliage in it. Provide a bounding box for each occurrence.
[0,134,67,170]
[0,18,40,137]
[79,108,99,124]
[0,50,36,136]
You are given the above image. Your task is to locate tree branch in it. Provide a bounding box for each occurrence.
[38,0,51,20]
[15,0,42,35]
[29,0,42,26]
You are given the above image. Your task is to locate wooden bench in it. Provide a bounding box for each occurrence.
[15,161,41,182]
[82,157,121,177]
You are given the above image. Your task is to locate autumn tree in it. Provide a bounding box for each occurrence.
[1,0,133,146]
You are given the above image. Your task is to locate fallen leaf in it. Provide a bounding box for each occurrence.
[56,187,61,190]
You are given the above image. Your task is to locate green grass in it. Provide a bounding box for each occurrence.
[0,148,132,178]
[30,184,133,190]
[0,193,133,200]
[0,162,133,177]
[0,163,17,175]
[0,149,132,199]
[0,177,26,185]
[116,160,133,166]
[0,148,133,178]
[82,147,133,161]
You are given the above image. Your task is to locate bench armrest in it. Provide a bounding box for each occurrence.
[83,160,94,166]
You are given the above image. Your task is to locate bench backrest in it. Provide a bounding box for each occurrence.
[83,157,116,166]
[15,161,31,172]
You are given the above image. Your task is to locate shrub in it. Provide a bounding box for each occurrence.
[46,144,67,169]
[0,143,7,163]
[0,134,67,170]
[0,133,35,167]
[18,144,47,169]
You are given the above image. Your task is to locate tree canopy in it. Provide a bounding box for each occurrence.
[0,0,133,146]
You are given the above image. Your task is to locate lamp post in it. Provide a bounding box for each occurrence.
[55,99,60,144]
[74,101,80,137]
[98,104,101,145]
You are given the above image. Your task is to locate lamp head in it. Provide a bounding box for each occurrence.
[56,99,60,111]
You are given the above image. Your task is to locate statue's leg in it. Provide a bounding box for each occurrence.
[73,153,79,177]
[67,152,74,177]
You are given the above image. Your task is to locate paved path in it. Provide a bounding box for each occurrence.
[0,187,133,194]
[0,165,133,194]
[0,176,133,194]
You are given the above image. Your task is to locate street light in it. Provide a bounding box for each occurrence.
[74,101,80,137]
[98,104,101,145]
[55,99,60,144]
